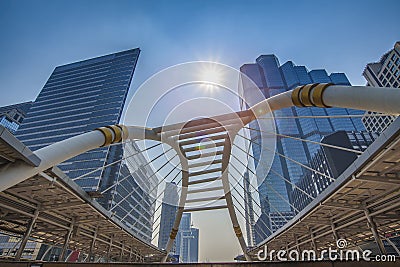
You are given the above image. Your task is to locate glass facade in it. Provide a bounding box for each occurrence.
[240,54,367,243]
[158,182,179,251]
[176,213,199,263]
[14,49,157,242]
[0,102,32,133]
[292,131,376,211]
[16,48,140,190]
[362,41,400,133]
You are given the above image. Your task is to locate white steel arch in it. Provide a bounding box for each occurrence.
[1,84,400,261]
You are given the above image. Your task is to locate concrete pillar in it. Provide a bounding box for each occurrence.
[364,208,386,254]
[59,219,75,261]
[15,207,40,260]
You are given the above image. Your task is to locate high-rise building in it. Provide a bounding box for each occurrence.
[362,41,400,133]
[0,102,32,133]
[239,55,366,243]
[16,48,140,189]
[243,171,255,246]
[158,184,199,263]
[176,213,199,263]
[291,131,376,211]
[14,49,157,242]
[158,182,179,251]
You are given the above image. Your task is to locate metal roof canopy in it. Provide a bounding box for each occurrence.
[0,126,40,167]
[0,136,165,262]
[248,118,400,259]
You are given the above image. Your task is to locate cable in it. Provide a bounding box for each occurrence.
[245,126,363,154]
[238,133,335,182]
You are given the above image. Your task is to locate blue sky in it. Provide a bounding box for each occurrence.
[1,0,399,261]
[1,0,399,108]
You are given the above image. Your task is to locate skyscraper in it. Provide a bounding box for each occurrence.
[0,102,32,133]
[16,48,140,190]
[158,184,199,263]
[362,41,400,133]
[14,49,157,242]
[240,55,366,242]
[158,182,179,251]
[176,213,199,263]
[243,171,255,247]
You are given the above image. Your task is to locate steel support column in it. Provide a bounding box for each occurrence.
[309,228,317,252]
[294,234,300,252]
[119,242,124,262]
[15,207,40,260]
[59,218,75,262]
[128,247,133,262]
[88,226,99,262]
[364,208,386,254]
[331,221,339,242]
[106,234,113,263]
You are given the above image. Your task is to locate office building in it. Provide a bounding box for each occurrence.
[158,182,179,251]
[14,49,157,242]
[292,131,376,211]
[243,171,255,246]
[158,185,199,263]
[16,48,140,189]
[0,102,32,133]
[105,141,158,242]
[362,41,400,133]
[176,213,199,263]
[239,55,366,243]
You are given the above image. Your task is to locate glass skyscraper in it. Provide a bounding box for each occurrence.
[158,183,199,263]
[14,48,157,242]
[239,55,366,242]
[16,48,140,190]
[158,182,179,251]
[175,213,199,263]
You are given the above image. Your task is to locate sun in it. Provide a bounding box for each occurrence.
[198,62,226,92]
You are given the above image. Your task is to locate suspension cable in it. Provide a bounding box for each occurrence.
[229,180,275,237]
[237,133,335,182]
[245,126,363,154]
[232,140,315,200]
[121,165,182,223]
[229,163,289,225]
[109,152,179,212]
[230,153,300,214]
[72,142,162,181]
[125,170,183,233]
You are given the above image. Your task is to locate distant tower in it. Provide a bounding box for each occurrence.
[176,213,199,263]
[362,41,400,133]
[158,182,179,251]
[243,171,255,246]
